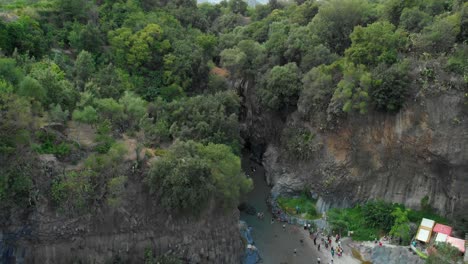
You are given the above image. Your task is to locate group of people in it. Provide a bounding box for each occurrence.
[311,231,345,260]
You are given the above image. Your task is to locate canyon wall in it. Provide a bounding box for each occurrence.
[1,155,244,264]
[239,76,468,233]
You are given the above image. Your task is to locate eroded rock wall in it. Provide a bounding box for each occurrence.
[240,70,467,230]
[1,156,244,264]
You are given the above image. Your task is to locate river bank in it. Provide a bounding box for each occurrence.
[240,153,361,264]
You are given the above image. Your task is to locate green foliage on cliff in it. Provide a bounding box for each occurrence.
[259,62,302,110]
[144,91,241,151]
[281,126,318,160]
[0,0,466,221]
[51,143,127,214]
[329,200,449,243]
[425,243,463,264]
[389,207,411,245]
[277,192,319,220]
[147,140,252,213]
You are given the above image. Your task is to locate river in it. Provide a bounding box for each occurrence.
[240,153,320,264]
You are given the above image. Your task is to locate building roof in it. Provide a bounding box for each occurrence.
[420,218,435,229]
[416,218,435,243]
[416,228,432,243]
[435,233,448,243]
[433,223,452,235]
[446,236,465,253]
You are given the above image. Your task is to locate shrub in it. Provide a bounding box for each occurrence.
[362,200,395,232]
[48,104,70,123]
[277,192,319,220]
[345,21,407,66]
[33,130,71,158]
[328,206,380,241]
[72,105,99,125]
[370,62,410,113]
[94,120,114,154]
[331,63,371,114]
[146,140,252,213]
[258,63,302,111]
[281,126,318,160]
[107,176,127,207]
[51,171,92,214]
[18,76,46,103]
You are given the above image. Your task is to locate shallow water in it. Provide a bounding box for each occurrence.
[240,154,319,264]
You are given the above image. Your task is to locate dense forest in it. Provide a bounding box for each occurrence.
[0,0,467,237]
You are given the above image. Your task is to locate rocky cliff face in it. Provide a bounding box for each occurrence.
[1,155,244,264]
[240,75,468,233]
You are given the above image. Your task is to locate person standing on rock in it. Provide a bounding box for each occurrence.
[331,247,335,258]
[318,244,321,251]
[314,236,317,245]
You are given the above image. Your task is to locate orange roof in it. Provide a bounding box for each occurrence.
[210,67,229,77]
[433,223,452,235]
[446,236,465,253]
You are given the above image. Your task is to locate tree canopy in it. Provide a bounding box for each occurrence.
[147,140,252,213]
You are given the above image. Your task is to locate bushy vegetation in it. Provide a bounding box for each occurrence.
[277,192,319,220]
[0,0,466,223]
[328,199,449,243]
[281,126,319,160]
[32,130,72,158]
[426,243,463,264]
[147,140,252,214]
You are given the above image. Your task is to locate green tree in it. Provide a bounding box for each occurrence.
[109,23,170,69]
[345,21,407,66]
[298,65,335,116]
[362,200,395,232]
[147,140,252,213]
[458,3,468,43]
[220,40,266,79]
[17,76,46,104]
[228,0,248,15]
[381,0,413,26]
[283,26,318,65]
[119,91,147,130]
[0,93,34,211]
[95,98,125,125]
[57,0,90,22]
[399,7,432,33]
[74,50,95,91]
[370,62,410,112]
[72,105,99,125]
[0,58,23,86]
[265,21,290,63]
[331,63,371,114]
[29,60,78,110]
[309,0,371,54]
[389,207,411,245]
[259,62,302,110]
[48,104,70,124]
[1,16,47,57]
[86,63,132,99]
[414,14,461,53]
[164,91,241,151]
[68,22,104,54]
